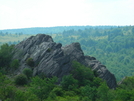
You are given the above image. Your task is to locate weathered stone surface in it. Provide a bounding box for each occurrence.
[12,34,117,89]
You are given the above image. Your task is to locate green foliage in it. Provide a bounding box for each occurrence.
[97,82,112,101]
[50,86,63,96]
[1,26,134,100]
[80,85,97,101]
[38,72,47,79]
[0,73,39,101]
[10,59,19,70]
[46,48,51,52]
[92,77,103,88]
[61,74,78,91]
[0,67,6,74]
[72,61,94,86]
[0,73,16,100]
[52,26,134,81]
[1,67,134,101]
[26,58,34,67]
[23,68,33,79]
[0,43,14,68]
[1,85,16,100]
[14,90,39,101]
[29,76,57,100]
[14,74,28,86]
[1,26,134,81]
[118,76,134,90]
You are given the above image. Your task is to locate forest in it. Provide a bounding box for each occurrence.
[0,44,134,101]
[0,26,134,100]
[0,26,134,81]
[53,26,134,81]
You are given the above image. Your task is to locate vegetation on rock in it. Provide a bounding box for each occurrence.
[23,68,33,79]
[14,74,28,85]
[0,62,134,101]
[0,26,134,100]
[26,58,34,67]
[10,59,19,70]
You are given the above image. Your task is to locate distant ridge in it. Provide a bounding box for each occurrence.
[0,26,119,34]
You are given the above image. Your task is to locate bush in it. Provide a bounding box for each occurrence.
[61,74,78,91]
[29,76,57,100]
[10,59,19,69]
[72,61,94,86]
[51,87,63,96]
[0,43,14,67]
[26,58,34,67]
[46,48,51,52]
[23,68,32,78]
[14,74,28,85]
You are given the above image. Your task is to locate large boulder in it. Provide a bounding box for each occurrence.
[12,34,117,89]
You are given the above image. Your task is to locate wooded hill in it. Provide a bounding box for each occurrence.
[0,26,134,81]
[53,26,134,81]
[0,32,134,101]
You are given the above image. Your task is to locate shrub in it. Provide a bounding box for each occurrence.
[10,59,19,69]
[46,48,51,52]
[23,68,33,79]
[0,43,14,67]
[26,58,34,67]
[14,74,28,85]
[51,87,63,96]
[72,61,94,86]
[61,74,78,91]
[29,76,57,100]
[0,67,6,74]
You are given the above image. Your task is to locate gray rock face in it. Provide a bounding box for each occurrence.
[12,34,117,89]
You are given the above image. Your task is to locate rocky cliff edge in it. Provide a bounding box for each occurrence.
[12,34,117,89]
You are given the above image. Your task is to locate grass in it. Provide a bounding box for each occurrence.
[0,34,33,44]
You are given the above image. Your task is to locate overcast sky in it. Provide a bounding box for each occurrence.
[0,0,134,30]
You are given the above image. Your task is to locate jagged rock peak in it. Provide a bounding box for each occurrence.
[12,34,117,89]
[25,34,54,44]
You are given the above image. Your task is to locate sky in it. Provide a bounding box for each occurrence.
[0,0,134,30]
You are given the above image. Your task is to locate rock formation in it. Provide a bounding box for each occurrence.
[12,34,117,89]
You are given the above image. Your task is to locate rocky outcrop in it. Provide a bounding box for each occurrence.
[12,34,117,89]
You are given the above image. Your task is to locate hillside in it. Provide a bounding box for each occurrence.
[0,26,134,81]
[0,34,134,101]
[52,26,134,81]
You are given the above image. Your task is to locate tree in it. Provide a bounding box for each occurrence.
[23,68,33,79]
[29,76,57,100]
[10,59,19,70]
[0,43,14,67]
[72,61,94,86]
[115,88,131,101]
[97,82,112,101]
[14,90,39,101]
[26,58,34,67]
[118,76,134,90]
[0,73,16,100]
[105,45,113,52]
[14,74,28,86]
[61,74,78,91]
[80,85,97,101]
